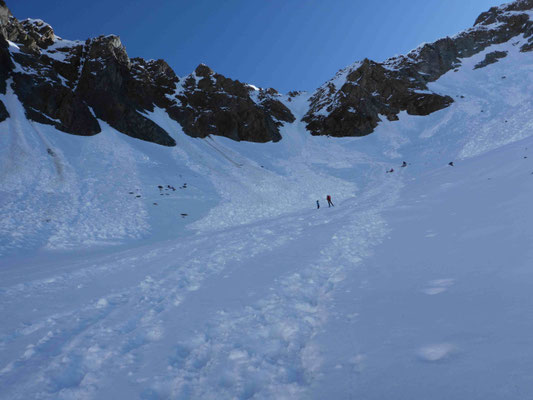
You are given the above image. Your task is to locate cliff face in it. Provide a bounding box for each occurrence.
[303,0,533,137]
[1,0,533,144]
[165,64,294,143]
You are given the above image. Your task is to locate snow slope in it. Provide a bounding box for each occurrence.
[312,134,533,400]
[1,32,533,399]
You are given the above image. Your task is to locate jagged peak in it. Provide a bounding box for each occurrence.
[135,58,175,73]
[85,34,130,66]
[194,63,214,77]
[19,18,55,48]
[91,34,123,48]
[131,57,179,85]
[21,18,53,31]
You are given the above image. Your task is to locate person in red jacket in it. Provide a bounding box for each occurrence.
[326,195,334,207]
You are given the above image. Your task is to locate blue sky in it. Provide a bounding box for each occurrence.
[10,0,499,93]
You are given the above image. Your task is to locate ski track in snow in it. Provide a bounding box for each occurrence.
[0,170,402,399]
[135,179,401,400]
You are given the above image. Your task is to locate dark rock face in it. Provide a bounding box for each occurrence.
[11,74,100,135]
[0,99,7,121]
[304,59,453,137]
[474,51,509,69]
[257,88,295,124]
[0,34,11,95]
[0,4,11,121]
[0,1,294,145]
[0,2,12,96]
[303,0,533,137]
[129,58,179,112]
[7,31,175,144]
[165,64,293,142]
[8,39,102,136]
[72,35,176,145]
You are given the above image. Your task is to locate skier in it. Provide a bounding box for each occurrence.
[387,168,394,173]
[316,200,320,209]
[401,161,407,168]
[327,195,334,207]
[449,161,454,167]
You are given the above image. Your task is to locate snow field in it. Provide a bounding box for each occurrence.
[0,171,400,399]
[2,28,533,399]
[311,134,533,399]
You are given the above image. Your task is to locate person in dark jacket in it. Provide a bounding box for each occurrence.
[327,195,334,207]
[316,200,320,209]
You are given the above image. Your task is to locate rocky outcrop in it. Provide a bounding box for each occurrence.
[72,35,178,145]
[256,88,295,125]
[474,50,509,69]
[19,19,55,49]
[304,59,453,137]
[303,0,533,137]
[0,97,7,121]
[11,74,100,135]
[0,1,294,145]
[165,64,293,142]
[7,31,177,144]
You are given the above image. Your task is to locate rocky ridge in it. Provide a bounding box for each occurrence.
[1,0,533,144]
[164,64,294,143]
[0,2,293,145]
[303,0,533,137]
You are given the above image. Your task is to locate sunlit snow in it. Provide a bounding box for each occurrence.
[2,28,533,400]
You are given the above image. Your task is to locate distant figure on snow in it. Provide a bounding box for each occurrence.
[448,161,454,167]
[327,195,334,208]
[316,200,320,209]
[401,161,407,168]
[387,168,394,173]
